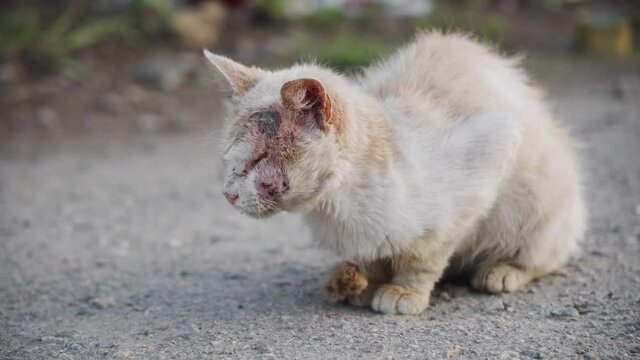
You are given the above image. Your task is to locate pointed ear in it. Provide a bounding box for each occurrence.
[281,78,332,132]
[203,49,262,95]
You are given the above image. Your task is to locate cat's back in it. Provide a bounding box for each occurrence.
[359,32,540,119]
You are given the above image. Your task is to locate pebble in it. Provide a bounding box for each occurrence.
[88,295,116,310]
[550,306,580,319]
[500,351,521,359]
[63,340,83,351]
[447,345,463,357]
[583,351,599,360]
[439,291,452,302]
[483,296,505,311]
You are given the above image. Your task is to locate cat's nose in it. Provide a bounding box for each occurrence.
[223,192,239,205]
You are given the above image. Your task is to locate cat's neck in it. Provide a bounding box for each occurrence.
[312,89,401,215]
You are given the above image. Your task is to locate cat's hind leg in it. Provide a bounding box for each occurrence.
[471,263,541,293]
[471,198,585,294]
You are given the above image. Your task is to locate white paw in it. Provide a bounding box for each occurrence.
[471,264,531,293]
[371,285,429,315]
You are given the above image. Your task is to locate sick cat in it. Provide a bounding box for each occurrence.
[205,32,586,315]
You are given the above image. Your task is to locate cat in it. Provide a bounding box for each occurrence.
[204,31,586,315]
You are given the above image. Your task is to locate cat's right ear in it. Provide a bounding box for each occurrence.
[203,50,263,96]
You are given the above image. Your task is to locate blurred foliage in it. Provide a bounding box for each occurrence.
[0,1,177,73]
[255,0,287,22]
[0,8,140,72]
[304,7,346,28]
[414,7,506,43]
[294,30,393,69]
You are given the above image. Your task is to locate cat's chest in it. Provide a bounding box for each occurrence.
[305,199,421,260]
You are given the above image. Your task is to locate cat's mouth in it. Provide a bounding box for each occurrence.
[241,203,280,219]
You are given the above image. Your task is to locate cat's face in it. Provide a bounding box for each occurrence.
[205,51,341,218]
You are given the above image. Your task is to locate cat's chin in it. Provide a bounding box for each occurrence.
[241,207,281,219]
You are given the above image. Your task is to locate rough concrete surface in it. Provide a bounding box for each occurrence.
[1,57,639,359]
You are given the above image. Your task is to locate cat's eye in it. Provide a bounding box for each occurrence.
[252,111,281,137]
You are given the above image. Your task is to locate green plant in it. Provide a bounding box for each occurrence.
[414,8,505,43]
[256,0,287,22]
[304,7,345,27]
[295,30,393,70]
[0,8,141,72]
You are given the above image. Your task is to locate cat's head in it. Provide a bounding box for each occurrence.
[204,50,345,218]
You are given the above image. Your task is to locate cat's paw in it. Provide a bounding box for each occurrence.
[371,284,429,315]
[324,262,368,303]
[471,264,533,294]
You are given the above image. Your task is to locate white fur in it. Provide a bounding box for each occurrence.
[207,32,586,312]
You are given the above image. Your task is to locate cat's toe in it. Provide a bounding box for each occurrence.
[371,284,428,315]
[471,264,533,294]
[324,262,368,303]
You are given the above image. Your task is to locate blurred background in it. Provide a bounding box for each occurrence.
[0,0,638,151]
[2,1,640,359]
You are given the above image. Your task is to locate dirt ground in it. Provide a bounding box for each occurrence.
[1,51,639,359]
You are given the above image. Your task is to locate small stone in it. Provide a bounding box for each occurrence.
[63,340,83,351]
[551,306,580,318]
[500,351,521,359]
[583,351,599,360]
[483,296,505,311]
[520,349,543,359]
[439,291,452,302]
[447,345,463,357]
[88,295,116,310]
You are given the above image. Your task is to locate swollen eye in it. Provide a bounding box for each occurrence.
[255,111,281,138]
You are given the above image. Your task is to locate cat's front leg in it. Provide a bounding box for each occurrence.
[324,262,369,303]
[324,259,392,306]
[371,244,454,315]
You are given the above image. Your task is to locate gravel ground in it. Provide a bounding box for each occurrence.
[1,55,639,359]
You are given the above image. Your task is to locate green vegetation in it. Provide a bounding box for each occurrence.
[255,0,287,22]
[0,8,142,72]
[294,30,393,70]
[414,8,506,43]
[304,7,346,27]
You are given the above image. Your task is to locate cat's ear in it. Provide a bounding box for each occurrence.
[203,49,263,95]
[280,78,332,132]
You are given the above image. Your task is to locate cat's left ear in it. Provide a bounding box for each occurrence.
[281,78,332,132]
[203,49,263,95]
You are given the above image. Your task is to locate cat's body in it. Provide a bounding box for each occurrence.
[206,32,586,315]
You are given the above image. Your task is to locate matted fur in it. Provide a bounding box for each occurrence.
[205,32,586,315]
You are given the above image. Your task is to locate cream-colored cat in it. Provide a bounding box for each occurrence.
[205,32,586,315]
